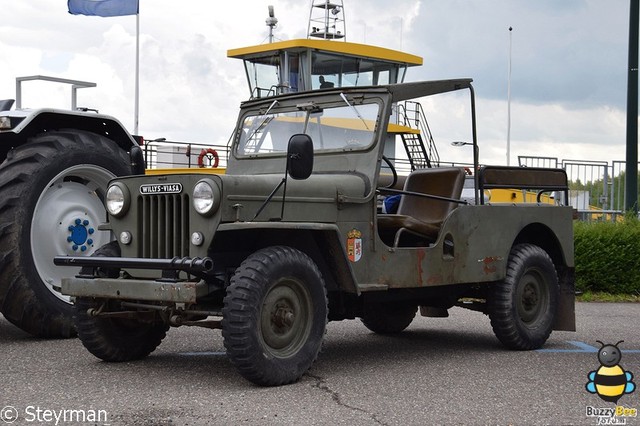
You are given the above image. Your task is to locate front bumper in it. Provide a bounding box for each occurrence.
[55,255,215,303]
[61,277,208,304]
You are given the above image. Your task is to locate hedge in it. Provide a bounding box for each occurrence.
[574,217,640,294]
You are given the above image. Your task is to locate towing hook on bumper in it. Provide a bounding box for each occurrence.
[53,255,215,278]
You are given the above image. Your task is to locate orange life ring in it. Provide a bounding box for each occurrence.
[197,148,219,168]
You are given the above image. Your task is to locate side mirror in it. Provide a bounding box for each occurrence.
[130,145,146,175]
[287,134,314,180]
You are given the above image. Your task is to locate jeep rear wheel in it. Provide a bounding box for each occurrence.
[0,130,130,337]
[361,302,417,334]
[222,246,328,386]
[488,244,559,350]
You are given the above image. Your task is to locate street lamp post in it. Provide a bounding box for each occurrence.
[507,26,512,166]
[625,0,639,213]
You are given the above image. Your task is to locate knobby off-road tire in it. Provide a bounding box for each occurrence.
[361,303,417,334]
[0,130,130,338]
[222,246,328,386]
[74,298,169,362]
[79,241,122,279]
[488,244,559,350]
[74,241,169,361]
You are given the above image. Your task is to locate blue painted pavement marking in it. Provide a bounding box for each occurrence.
[537,340,640,353]
[178,351,227,357]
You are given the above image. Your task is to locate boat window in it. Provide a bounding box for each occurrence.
[311,52,403,89]
[244,61,280,98]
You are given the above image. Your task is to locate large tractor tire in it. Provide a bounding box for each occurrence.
[0,130,131,338]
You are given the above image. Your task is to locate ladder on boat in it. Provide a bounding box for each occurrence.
[397,101,440,170]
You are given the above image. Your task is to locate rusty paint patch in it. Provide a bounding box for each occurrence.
[427,275,442,286]
[479,256,503,274]
[416,248,426,286]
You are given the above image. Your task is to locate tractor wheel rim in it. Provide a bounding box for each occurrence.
[30,164,115,303]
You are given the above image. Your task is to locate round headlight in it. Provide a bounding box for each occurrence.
[106,183,129,217]
[193,180,215,215]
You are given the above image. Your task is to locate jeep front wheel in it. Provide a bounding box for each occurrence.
[488,244,559,350]
[74,297,169,362]
[222,246,328,386]
[0,130,130,337]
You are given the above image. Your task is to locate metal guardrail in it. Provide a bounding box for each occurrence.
[143,139,228,170]
[575,210,625,222]
[139,144,636,221]
[518,155,640,221]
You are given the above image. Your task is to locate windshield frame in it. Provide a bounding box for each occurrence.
[233,93,383,159]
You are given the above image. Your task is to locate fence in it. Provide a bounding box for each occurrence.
[142,139,229,170]
[519,155,639,221]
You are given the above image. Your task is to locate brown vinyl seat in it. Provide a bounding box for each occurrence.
[378,167,466,247]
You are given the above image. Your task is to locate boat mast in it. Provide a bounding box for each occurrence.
[307,0,346,41]
[266,5,278,43]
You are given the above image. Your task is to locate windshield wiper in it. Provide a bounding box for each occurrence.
[246,100,279,142]
[340,93,369,131]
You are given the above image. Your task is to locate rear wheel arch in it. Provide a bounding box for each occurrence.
[513,223,568,270]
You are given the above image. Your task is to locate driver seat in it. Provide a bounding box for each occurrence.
[378,167,466,247]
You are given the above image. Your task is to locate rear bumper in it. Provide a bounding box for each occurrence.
[61,277,208,304]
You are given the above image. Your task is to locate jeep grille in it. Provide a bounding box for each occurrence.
[137,194,190,258]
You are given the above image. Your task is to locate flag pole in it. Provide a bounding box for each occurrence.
[134,11,140,135]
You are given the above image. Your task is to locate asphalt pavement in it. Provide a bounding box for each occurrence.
[1,302,639,425]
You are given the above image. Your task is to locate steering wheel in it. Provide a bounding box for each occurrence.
[379,155,398,189]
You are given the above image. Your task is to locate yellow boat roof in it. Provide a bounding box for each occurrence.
[228,38,422,66]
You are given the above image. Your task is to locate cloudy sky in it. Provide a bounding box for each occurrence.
[0,0,634,166]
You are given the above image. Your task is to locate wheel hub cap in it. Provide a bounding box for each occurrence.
[517,271,547,324]
[67,218,95,252]
[260,279,313,357]
[272,304,295,328]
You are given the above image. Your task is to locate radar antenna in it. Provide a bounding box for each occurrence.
[266,5,278,43]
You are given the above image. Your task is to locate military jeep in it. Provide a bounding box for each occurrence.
[56,79,575,386]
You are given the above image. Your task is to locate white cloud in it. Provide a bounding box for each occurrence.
[0,0,635,168]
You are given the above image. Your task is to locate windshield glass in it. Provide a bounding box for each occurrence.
[236,101,379,156]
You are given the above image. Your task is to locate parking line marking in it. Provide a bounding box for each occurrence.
[537,340,640,353]
[178,351,227,357]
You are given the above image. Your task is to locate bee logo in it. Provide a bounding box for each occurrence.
[586,340,635,403]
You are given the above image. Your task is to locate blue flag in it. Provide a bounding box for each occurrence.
[68,0,139,17]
